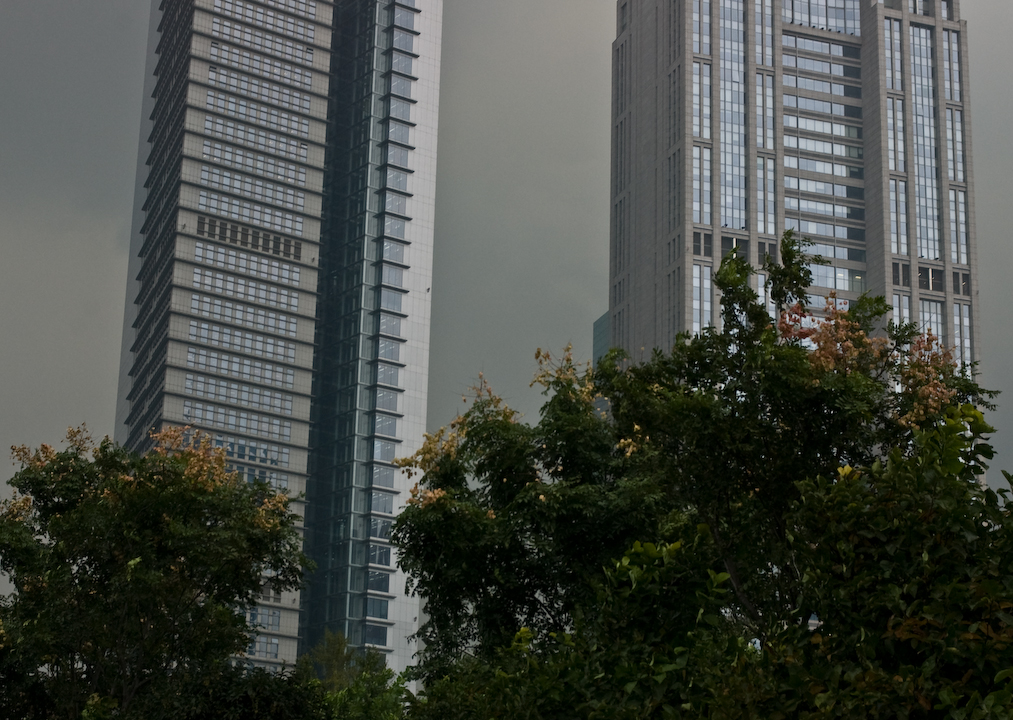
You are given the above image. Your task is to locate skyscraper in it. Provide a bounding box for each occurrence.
[609,0,977,367]
[115,0,442,673]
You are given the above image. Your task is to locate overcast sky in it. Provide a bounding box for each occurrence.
[0,0,1011,506]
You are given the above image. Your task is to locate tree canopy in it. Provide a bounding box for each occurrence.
[0,427,306,719]
[392,231,1010,719]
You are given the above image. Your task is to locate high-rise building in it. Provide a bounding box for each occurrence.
[609,0,977,368]
[115,0,442,674]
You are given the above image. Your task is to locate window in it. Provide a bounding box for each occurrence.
[719,0,747,231]
[195,241,302,287]
[188,320,297,363]
[692,0,711,55]
[692,264,712,334]
[382,240,406,263]
[364,624,388,646]
[379,313,402,337]
[755,0,773,66]
[890,179,908,255]
[887,98,905,173]
[187,346,295,389]
[250,637,279,659]
[369,544,391,566]
[943,30,961,101]
[756,156,775,236]
[381,264,404,287]
[692,232,714,257]
[721,236,748,260]
[892,294,911,324]
[370,518,392,540]
[373,440,398,463]
[249,608,282,631]
[377,363,400,386]
[193,268,300,312]
[910,26,941,261]
[389,98,411,122]
[388,121,411,145]
[378,339,401,362]
[198,190,304,237]
[950,190,968,265]
[884,18,902,91]
[385,169,408,191]
[366,597,389,619]
[692,146,711,224]
[383,216,406,239]
[214,0,316,43]
[693,63,711,139]
[376,389,399,412]
[204,114,308,162]
[191,293,298,337]
[384,192,407,215]
[893,262,910,287]
[393,7,415,30]
[380,288,403,313]
[953,303,972,367]
[392,29,414,53]
[390,74,412,99]
[374,414,398,437]
[184,373,294,415]
[183,400,292,441]
[387,145,410,168]
[207,65,312,114]
[919,299,944,338]
[391,51,413,75]
[946,108,964,182]
[205,90,310,139]
[756,74,774,149]
[373,465,395,488]
[368,571,391,592]
[211,17,315,66]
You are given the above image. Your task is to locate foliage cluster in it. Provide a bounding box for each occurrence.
[0,428,404,720]
[393,231,1012,719]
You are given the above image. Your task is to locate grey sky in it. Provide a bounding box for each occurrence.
[0,0,1011,509]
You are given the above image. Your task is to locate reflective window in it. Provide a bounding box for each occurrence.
[364,624,388,646]
[946,108,964,182]
[719,0,746,231]
[692,264,712,334]
[755,0,773,66]
[692,146,712,224]
[890,179,909,256]
[943,30,961,101]
[910,26,941,260]
[949,189,967,265]
[887,98,905,172]
[693,62,712,139]
[953,303,972,367]
[693,0,711,54]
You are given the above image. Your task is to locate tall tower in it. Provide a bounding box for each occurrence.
[609,0,978,369]
[115,0,442,674]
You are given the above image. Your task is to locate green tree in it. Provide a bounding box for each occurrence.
[327,649,407,720]
[392,230,1004,717]
[0,427,306,719]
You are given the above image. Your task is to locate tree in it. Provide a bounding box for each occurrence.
[392,230,1005,717]
[0,427,306,719]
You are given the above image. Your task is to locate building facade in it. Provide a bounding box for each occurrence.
[609,0,977,366]
[115,0,441,674]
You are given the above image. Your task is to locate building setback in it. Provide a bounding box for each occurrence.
[115,0,442,674]
[609,0,977,367]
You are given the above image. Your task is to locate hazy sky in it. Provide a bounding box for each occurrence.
[1,0,1011,503]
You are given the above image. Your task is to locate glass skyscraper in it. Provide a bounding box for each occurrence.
[115,0,442,674]
[610,0,977,369]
